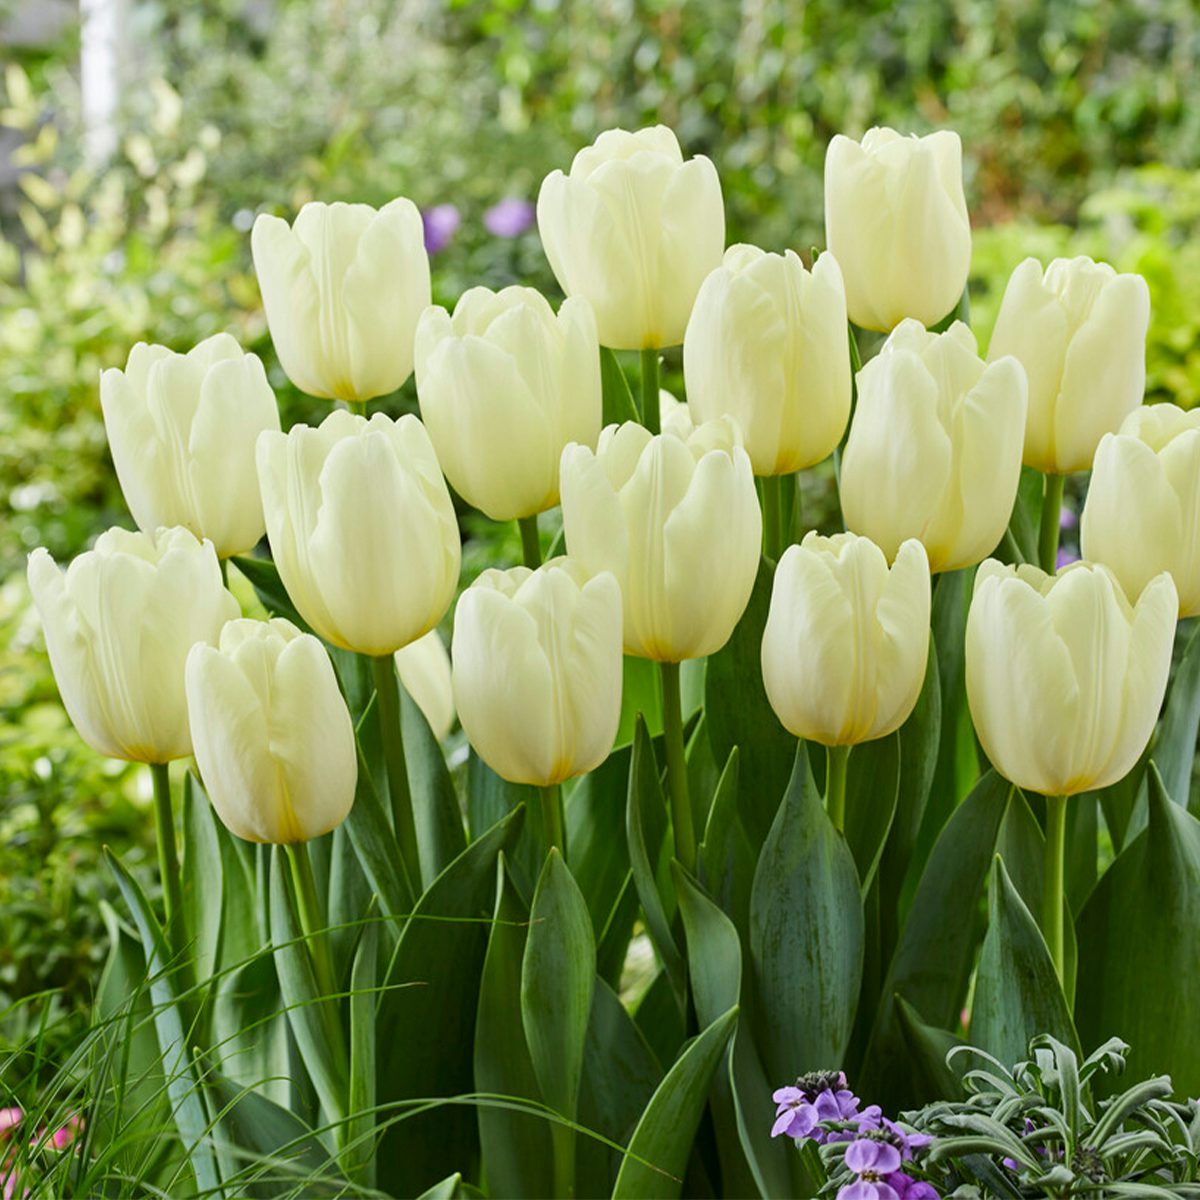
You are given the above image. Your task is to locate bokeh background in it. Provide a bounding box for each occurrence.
[2,0,1199,1067]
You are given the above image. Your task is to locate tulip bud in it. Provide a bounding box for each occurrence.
[256,410,460,656]
[824,128,971,332]
[987,256,1151,474]
[394,629,455,740]
[27,527,238,763]
[251,199,430,402]
[684,246,851,475]
[559,413,761,661]
[762,533,931,746]
[840,320,1027,573]
[452,559,623,786]
[1081,404,1200,618]
[186,618,356,843]
[537,125,724,350]
[100,334,281,558]
[414,287,601,520]
[965,560,1177,796]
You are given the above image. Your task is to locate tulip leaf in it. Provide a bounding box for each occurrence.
[704,557,797,849]
[611,1005,739,1199]
[375,805,524,1194]
[843,732,901,897]
[327,820,374,978]
[569,743,635,942]
[181,770,224,989]
[466,749,541,895]
[601,346,640,427]
[596,873,640,988]
[626,716,687,1015]
[401,685,467,888]
[104,849,222,1197]
[971,856,1080,1065]
[698,746,756,940]
[1000,466,1044,567]
[212,950,292,1110]
[475,857,554,1200]
[894,995,965,1102]
[861,770,1011,1109]
[346,911,378,1188]
[749,744,864,1082]
[577,977,662,1197]
[615,655,664,746]
[268,847,349,1135]
[1076,764,1200,1096]
[1154,619,1200,811]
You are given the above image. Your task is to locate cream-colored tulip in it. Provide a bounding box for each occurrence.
[559,413,761,661]
[251,198,430,402]
[840,320,1027,573]
[186,618,356,843]
[537,125,724,350]
[684,246,851,475]
[762,533,930,746]
[965,560,1177,796]
[27,526,238,763]
[452,559,622,786]
[414,286,601,520]
[824,127,971,332]
[256,410,460,656]
[1081,404,1200,618]
[100,334,280,558]
[395,629,455,740]
[987,256,1151,474]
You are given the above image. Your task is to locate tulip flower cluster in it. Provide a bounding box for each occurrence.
[22,109,1197,1200]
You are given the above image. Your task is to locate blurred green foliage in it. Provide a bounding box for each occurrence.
[1,0,1199,1054]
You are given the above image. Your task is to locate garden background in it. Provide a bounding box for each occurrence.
[2,0,1199,1081]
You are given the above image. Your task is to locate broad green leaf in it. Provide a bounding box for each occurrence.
[1001,466,1044,566]
[596,873,640,988]
[401,685,467,888]
[105,850,222,1196]
[612,1006,739,1199]
[347,914,378,1188]
[212,951,291,1109]
[416,1174,467,1200]
[466,750,540,894]
[705,558,796,848]
[268,847,349,1137]
[327,820,373,977]
[1156,619,1200,810]
[475,858,553,1199]
[842,733,901,896]
[1076,765,1200,1096]
[633,968,686,1070]
[894,995,964,1101]
[698,746,756,940]
[750,745,863,1081]
[971,857,1080,1065]
[375,806,524,1193]
[181,771,224,988]
[1064,793,1099,916]
[626,718,686,1015]
[577,978,662,1198]
[601,346,640,426]
[615,655,664,746]
[522,850,596,1121]
[861,770,1011,1109]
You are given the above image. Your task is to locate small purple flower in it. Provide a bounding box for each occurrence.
[422,204,460,255]
[1059,506,1078,531]
[771,1087,819,1139]
[840,1139,904,1199]
[884,1175,938,1200]
[1056,545,1079,569]
[484,197,536,238]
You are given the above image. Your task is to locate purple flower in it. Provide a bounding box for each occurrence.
[422,204,460,255]
[771,1087,819,1139]
[1056,545,1079,569]
[838,1183,900,1200]
[1059,506,1078,531]
[484,197,536,238]
[840,1139,904,1200]
[884,1175,938,1200]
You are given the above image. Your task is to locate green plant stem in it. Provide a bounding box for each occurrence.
[1044,794,1068,985]
[640,348,660,435]
[791,472,804,543]
[285,841,340,1004]
[659,660,695,874]
[539,784,565,861]
[551,1119,576,1199]
[372,654,422,896]
[1039,472,1065,574]
[518,513,542,569]
[150,762,184,951]
[218,556,229,589]
[848,320,863,376]
[762,475,783,563]
[826,744,851,832]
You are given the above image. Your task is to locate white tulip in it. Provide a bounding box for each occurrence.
[394,629,455,740]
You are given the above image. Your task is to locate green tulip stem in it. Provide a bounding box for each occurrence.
[1044,793,1068,985]
[762,475,783,563]
[847,320,863,376]
[538,784,566,862]
[218,556,230,589]
[518,513,542,570]
[659,660,696,874]
[150,761,184,952]
[285,840,340,1005]
[1039,472,1065,574]
[826,744,851,832]
[551,1118,576,1200]
[372,654,423,897]
[640,348,660,436]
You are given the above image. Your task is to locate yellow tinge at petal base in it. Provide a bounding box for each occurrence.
[186,618,357,843]
[451,558,623,787]
[761,533,931,746]
[965,560,1177,796]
